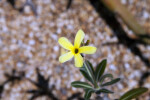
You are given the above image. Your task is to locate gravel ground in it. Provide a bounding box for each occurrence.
[0,0,150,100]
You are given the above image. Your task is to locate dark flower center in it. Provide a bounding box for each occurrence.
[75,48,79,54]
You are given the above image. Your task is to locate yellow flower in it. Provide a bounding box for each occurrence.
[58,29,97,67]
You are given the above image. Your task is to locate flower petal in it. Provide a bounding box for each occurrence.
[79,46,97,54]
[74,29,85,48]
[74,54,83,67]
[58,37,73,50]
[59,52,74,63]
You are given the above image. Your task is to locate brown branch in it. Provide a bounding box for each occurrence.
[101,0,150,44]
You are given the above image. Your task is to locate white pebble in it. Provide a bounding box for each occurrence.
[129,80,137,88]
[147,46,150,50]
[18,40,23,46]
[41,44,47,49]
[11,39,17,43]
[121,0,127,4]
[67,24,74,30]
[53,46,59,52]
[28,40,35,45]
[29,32,34,38]
[56,28,62,34]
[17,62,23,68]
[109,64,117,71]
[88,16,94,22]
[56,79,61,90]
[0,39,2,45]
[51,34,58,41]
[144,83,150,88]
[129,74,134,79]
[24,6,31,14]
[2,26,8,32]
[10,44,18,51]
[133,70,141,77]
[124,63,130,70]
[143,11,149,19]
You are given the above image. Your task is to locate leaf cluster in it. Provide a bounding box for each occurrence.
[71,59,148,100]
[71,59,120,99]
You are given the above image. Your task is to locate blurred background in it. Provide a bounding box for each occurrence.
[0,0,150,100]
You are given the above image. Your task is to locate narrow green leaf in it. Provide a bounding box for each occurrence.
[99,73,113,84]
[84,89,93,100]
[95,59,107,82]
[71,81,93,89]
[119,87,148,100]
[96,88,114,94]
[81,60,94,73]
[83,60,95,83]
[84,60,95,76]
[101,78,120,87]
[80,69,94,84]
[86,60,95,74]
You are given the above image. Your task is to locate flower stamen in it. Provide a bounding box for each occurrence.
[75,48,79,54]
